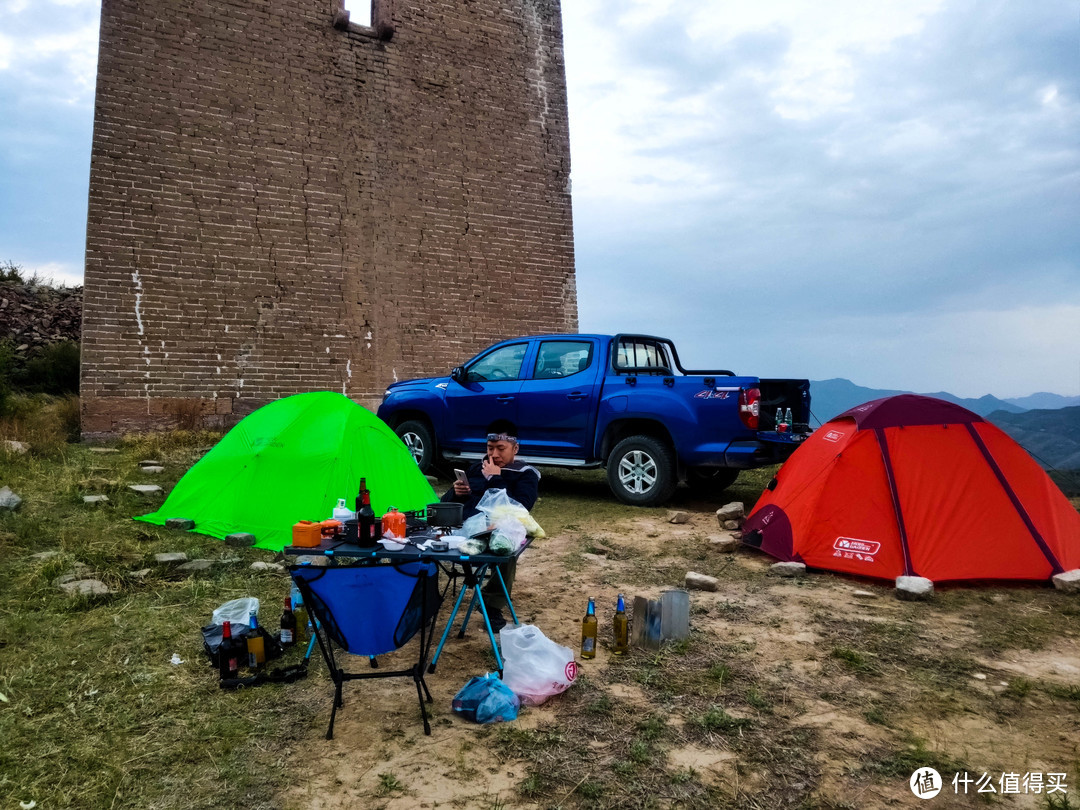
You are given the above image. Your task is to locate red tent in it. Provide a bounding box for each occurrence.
[742,395,1080,583]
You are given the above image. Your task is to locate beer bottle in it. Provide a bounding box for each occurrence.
[357,488,376,544]
[246,610,266,669]
[581,597,598,659]
[290,581,308,643]
[218,620,240,680]
[612,594,629,655]
[280,594,297,648]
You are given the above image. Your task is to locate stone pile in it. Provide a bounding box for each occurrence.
[0,278,81,352]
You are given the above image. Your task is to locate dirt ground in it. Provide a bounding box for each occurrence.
[282,496,1080,810]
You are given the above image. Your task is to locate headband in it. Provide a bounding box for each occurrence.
[486,432,518,444]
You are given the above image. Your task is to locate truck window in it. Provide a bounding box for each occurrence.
[466,343,527,382]
[533,341,593,379]
[614,338,671,374]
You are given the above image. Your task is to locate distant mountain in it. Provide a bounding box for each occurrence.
[988,406,1080,477]
[808,379,1024,424]
[1004,392,1080,410]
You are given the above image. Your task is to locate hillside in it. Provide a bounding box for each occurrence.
[809,378,1023,424]
[987,405,1080,473]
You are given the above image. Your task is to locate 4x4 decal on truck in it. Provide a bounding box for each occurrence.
[694,389,732,399]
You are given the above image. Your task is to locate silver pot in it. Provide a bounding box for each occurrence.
[426,501,464,527]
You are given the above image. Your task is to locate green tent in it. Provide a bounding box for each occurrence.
[136,391,438,551]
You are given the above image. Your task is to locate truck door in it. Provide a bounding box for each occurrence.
[517,339,602,459]
[444,341,528,455]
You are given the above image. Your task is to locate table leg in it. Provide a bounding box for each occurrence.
[428,574,471,674]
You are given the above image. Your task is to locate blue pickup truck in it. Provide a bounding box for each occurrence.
[377,334,811,506]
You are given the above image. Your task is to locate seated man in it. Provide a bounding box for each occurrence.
[441,419,539,630]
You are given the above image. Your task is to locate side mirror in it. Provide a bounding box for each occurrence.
[450,366,465,384]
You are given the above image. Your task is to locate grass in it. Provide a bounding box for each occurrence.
[3,406,1080,809]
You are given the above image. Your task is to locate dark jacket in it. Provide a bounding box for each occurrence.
[440,459,540,518]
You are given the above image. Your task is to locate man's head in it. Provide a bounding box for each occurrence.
[486,419,519,468]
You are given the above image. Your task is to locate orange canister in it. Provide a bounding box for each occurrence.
[382,507,406,540]
[291,520,323,548]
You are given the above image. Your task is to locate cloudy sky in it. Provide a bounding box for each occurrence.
[1,0,1078,399]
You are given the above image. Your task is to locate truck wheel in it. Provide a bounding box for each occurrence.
[607,435,677,506]
[394,420,435,473]
[686,467,740,496]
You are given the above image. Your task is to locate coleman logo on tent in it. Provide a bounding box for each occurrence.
[823,430,845,443]
[834,537,881,556]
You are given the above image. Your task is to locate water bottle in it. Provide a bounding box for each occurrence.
[784,407,793,429]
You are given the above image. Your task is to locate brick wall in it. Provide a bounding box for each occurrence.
[81,0,577,436]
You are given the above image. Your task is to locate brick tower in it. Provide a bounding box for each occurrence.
[81,0,576,436]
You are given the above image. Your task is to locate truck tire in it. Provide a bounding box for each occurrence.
[607,435,677,506]
[686,467,740,496]
[394,420,436,473]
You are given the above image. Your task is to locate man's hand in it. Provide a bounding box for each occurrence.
[453,479,471,495]
[481,457,501,478]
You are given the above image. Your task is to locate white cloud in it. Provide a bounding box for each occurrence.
[24,262,83,288]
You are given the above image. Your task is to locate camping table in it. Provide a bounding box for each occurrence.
[283,536,530,674]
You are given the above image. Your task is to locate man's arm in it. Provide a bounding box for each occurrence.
[501,469,539,511]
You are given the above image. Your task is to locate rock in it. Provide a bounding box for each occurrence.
[225,532,256,547]
[716,502,745,522]
[852,589,878,599]
[178,559,213,572]
[53,564,93,586]
[83,495,109,504]
[972,673,987,681]
[2,440,28,454]
[129,484,163,494]
[895,575,934,601]
[1052,569,1080,593]
[130,568,153,579]
[250,561,285,572]
[722,519,741,531]
[685,571,719,591]
[771,562,806,578]
[0,486,22,510]
[668,511,691,525]
[709,536,739,553]
[59,579,113,596]
[140,466,165,474]
[154,552,188,564]
[165,518,196,530]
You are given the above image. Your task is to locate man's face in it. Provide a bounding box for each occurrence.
[486,439,517,467]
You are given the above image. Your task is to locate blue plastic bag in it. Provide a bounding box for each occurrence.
[452,673,520,724]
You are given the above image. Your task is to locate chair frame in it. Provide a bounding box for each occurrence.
[292,561,441,738]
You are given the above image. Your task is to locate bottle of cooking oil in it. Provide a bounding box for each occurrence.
[581,597,598,659]
[612,594,629,655]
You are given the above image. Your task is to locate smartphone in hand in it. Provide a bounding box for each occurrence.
[454,468,468,484]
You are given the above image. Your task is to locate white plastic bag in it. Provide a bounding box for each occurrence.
[211,597,260,628]
[475,489,545,539]
[499,624,578,707]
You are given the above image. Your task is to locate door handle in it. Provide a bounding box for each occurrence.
[566,392,586,400]
[496,395,515,403]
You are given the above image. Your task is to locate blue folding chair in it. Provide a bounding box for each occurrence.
[291,561,442,738]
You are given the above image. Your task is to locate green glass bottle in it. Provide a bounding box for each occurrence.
[581,597,598,659]
[612,594,629,655]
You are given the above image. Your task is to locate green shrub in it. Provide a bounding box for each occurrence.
[16,341,80,396]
